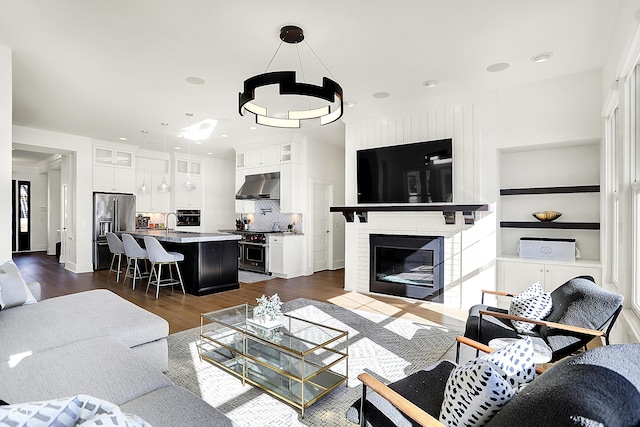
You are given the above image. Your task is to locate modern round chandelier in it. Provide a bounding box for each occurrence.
[239,25,343,128]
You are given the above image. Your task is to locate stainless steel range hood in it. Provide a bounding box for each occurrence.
[235,172,280,200]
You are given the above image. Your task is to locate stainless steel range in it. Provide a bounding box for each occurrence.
[237,231,270,274]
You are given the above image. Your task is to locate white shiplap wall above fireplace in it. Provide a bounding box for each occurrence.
[341,97,497,310]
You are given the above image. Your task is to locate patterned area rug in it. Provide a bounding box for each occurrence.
[166,298,461,426]
[238,270,275,283]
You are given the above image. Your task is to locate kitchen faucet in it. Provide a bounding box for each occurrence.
[165,212,177,234]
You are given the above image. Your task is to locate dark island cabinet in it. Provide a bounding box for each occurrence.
[162,240,239,296]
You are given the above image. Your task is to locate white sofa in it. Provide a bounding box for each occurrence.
[0,261,238,426]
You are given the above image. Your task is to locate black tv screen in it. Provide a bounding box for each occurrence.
[357,139,453,204]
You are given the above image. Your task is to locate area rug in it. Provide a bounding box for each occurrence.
[166,298,461,427]
[238,270,275,283]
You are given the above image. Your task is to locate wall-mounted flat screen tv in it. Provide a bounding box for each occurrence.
[357,138,453,204]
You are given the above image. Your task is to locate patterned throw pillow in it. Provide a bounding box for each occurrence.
[476,337,536,389]
[439,362,515,426]
[439,338,537,426]
[508,282,552,333]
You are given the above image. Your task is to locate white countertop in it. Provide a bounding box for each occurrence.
[129,229,241,243]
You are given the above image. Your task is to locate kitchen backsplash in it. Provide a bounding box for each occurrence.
[241,200,302,232]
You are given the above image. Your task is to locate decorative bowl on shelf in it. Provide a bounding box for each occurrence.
[532,211,562,222]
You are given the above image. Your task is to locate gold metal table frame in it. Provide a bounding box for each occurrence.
[199,303,349,418]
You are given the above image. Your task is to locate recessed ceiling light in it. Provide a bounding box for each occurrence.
[174,146,182,150]
[185,76,206,85]
[373,92,390,99]
[423,80,439,88]
[119,137,127,141]
[249,126,257,130]
[346,101,356,107]
[220,134,228,138]
[531,52,553,63]
[207,152,213,155]
[486,62,510,73]
[194,141,202,145]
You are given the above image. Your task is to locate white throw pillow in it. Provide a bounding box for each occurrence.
[476,337,536,389]
[439,362,515,426]
[439,338,537,426]
[0,260,37,310]
[509,282,552,333]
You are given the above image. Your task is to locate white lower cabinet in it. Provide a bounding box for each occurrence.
[497,258,602,302]
[269,235,304,278]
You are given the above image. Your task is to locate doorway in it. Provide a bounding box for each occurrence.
[12,180,31,252]
[312,182,332,272]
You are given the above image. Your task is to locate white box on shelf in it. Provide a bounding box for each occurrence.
[517,237,578,261]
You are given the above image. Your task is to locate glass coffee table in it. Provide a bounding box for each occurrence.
[199,304,349,418]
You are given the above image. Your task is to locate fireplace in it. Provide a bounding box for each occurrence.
[370,234,444,302]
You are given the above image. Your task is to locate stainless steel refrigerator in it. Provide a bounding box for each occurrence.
[93,192,136,270]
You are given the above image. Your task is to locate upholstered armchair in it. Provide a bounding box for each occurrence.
[462,276,623,362]
[349,337,640,427]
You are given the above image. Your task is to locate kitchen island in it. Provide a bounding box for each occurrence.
[128,230,241,296]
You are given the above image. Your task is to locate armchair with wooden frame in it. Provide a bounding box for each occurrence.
[350,337,640,427]
[352,336,545,427]
[461,275,623,363]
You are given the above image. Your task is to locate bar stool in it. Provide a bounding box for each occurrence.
[143,236,186,299]
[122,234,149,290]
[105,232,126,282]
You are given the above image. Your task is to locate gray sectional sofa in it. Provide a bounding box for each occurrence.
[0,278,238,426]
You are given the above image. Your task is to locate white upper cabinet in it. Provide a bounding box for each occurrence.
[172,155,203,209]
[135,155,171,212]
[236,142,303,170]
[93,145,135,193]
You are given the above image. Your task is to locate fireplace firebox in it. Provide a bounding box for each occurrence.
[370,234,444,302]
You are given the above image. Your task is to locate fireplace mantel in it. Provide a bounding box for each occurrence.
[330,204,490,225]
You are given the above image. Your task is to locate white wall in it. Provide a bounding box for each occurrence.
[0,47,12,262]
[48,169,61,255]
[341,71,604,309]
[12,126,94,273]
[201,155,237,233]
[305,139,346,271]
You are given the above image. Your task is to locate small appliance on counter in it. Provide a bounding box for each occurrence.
[136,214,150,229]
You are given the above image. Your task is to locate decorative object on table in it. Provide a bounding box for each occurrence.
[532,210,562,222]
[252,293,283,327]
[238,25,343,129]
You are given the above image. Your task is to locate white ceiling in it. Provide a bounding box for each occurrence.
[0,0,621,162]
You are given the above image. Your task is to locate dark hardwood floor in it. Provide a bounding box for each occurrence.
[12,251,466,334]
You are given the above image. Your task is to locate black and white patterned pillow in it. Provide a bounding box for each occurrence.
[476,337,536,388]
[439,362,514,426]
[509,282,552,333]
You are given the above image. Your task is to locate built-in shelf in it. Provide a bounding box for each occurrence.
[500,221,600,230]
[330,204,490,225]
[500,185,600,196]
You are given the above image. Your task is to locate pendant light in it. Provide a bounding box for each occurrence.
[138,130,150,194]
[157,122,171,193]
[182,112,196,191]
[239,25,343,128]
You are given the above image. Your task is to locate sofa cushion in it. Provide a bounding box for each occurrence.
[0,260,37,309]
[487,343,640,427]
[0,336,173,406]
[508,282,552,333]
[0,289,168,363]
[122,385,239,427]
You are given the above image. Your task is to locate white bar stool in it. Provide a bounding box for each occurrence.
[143,236,186,299]
[122,234,150,290]
[105,232,126,282]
